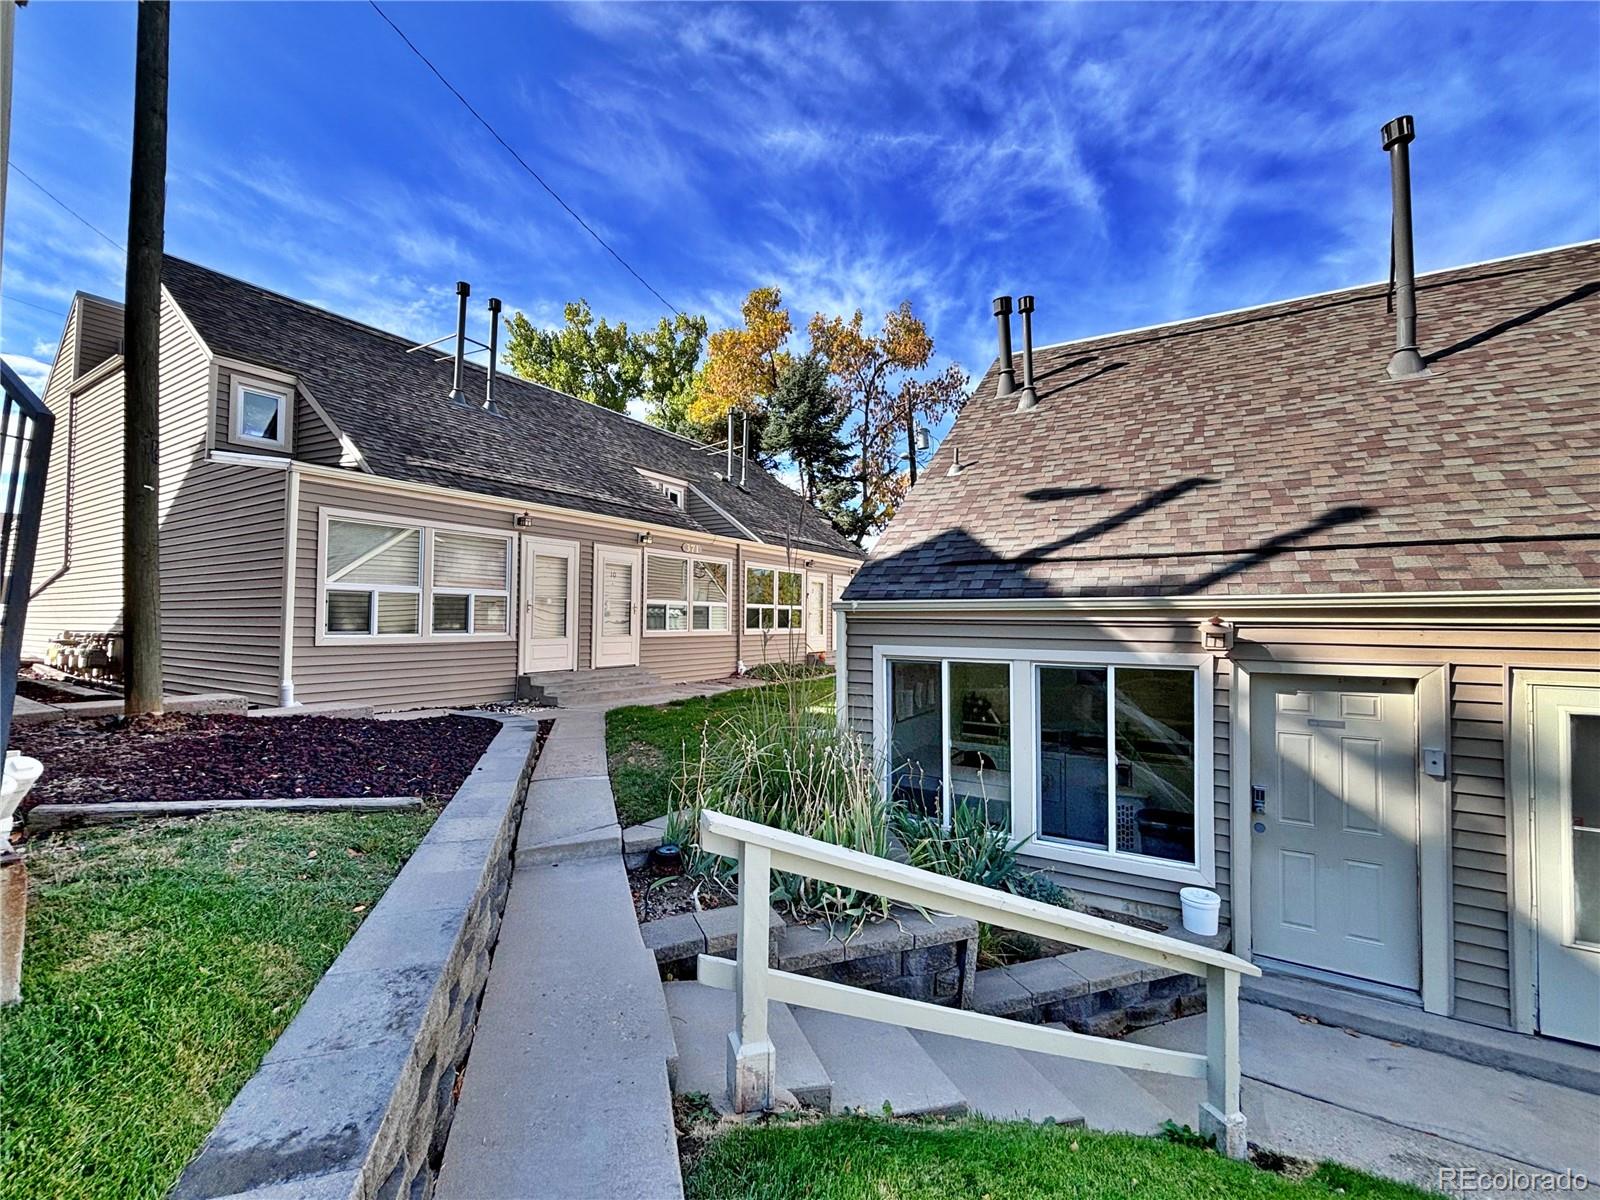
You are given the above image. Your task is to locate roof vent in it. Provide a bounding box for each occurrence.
[1014,295,1039,412]
[1381,115,1428,380]
[992,296,1016,398]
[946,446,966,478]
[448,281,471,405]
[484,297,502,413]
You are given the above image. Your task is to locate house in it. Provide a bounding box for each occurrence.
[24,258,863,709]
[838,235,1600,1047]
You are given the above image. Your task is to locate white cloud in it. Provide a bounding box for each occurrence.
[3,354,53,394]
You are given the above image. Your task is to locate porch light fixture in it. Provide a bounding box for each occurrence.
[638,532,653,545]
[1200,616,1234,653]
[513,512,534,529]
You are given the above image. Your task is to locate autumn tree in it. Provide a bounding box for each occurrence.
[504,300,704,415]
[809,301,966,538]
[692,287,792,427]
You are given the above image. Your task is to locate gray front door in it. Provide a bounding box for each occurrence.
[1251,677,1421,990]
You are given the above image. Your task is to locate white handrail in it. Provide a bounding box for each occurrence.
[695,809,1255,1158]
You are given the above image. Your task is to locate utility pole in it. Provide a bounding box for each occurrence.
[904,410,918,486]
[123,0,169,716]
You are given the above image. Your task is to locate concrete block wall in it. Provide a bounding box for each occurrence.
[173,717,545,1200]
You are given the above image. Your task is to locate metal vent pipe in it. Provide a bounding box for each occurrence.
[726,411,735,480]
[448,281,471,405]
[1015,295,1038,411]
[740,411,749,487]
[992,296,1016,397]
[1382,115,1426,379]
[485,297,502,411]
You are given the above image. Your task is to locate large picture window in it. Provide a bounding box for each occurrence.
[886,658,1012,828]
[645,553,730,633]
[320,512,512,641]
[1039,664,1197,865]
[324,518,422,636]
[745,566,802,630]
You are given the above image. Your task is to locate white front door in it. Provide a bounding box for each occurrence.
[806,576,827,654]
[521,537,577,672]
[592,546,640,669]
[1251,677,1421,990]
[1530,682,1600,1046]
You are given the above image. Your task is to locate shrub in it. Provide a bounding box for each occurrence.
[674,678,890,926]
[891,802,1076,909]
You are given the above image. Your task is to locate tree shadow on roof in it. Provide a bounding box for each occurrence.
[1170,503,1377,594]
[1425,280,1599,366]
[1023,477,1217,558]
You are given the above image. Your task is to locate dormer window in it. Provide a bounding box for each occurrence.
[231,377,291,450]
[638,469,688,511]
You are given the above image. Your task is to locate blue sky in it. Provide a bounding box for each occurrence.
[4,2,1597,447]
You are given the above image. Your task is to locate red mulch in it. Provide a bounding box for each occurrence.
[11,712,502,814]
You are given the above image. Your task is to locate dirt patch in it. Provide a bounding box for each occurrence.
[630,863,734,922]
[615,740,665,770]
[12,712,501,816]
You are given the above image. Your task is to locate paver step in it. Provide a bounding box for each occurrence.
[910,1030,1086,1125]
[665,983,831,1111]
[1019,1029,1177,1136]
[791,1008,967,1118]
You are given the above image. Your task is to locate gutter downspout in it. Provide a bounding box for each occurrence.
[278,463,300,707]
[833,600,848,735]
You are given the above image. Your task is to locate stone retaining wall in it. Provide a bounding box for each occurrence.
[172,716,545,1200]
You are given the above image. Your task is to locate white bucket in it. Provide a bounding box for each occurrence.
[1179,886,1221,937]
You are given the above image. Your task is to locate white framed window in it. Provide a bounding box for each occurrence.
[318,509,514,644]
[230,376,291,450]
[638,470,688,511]
[323,517,423,637]
[745,565,803,631]
[875,644,1215,886]
[431,530,511,635]
[644,552,730,634]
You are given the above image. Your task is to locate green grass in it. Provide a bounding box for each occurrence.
[684,1116,1436,1200]
[605,676,834,828]
[0,809,436,1200]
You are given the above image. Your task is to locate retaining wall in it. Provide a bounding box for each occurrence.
[172,716,544,1200]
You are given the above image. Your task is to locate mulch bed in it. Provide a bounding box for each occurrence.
[630,862,735,923]
[15,677,114,706]
[11,712,501,815]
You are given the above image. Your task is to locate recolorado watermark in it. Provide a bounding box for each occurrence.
[1440,1167,1589,1193]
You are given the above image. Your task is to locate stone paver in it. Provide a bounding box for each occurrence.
[792,1007,966,1118]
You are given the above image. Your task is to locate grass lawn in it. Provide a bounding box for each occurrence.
[605,676,834,828]
[0,808,436,1200]
[684,1116,1436,1200]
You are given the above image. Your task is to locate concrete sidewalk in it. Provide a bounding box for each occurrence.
[1128,1003,1600,1197]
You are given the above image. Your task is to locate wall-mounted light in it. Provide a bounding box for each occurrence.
[804,558,815,568]
[513,512,534,529]
[1200,616,1234,653]
[637,532,653,545]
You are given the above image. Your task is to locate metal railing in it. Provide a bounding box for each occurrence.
[0,361,55,757]
[696,809,1260,1157]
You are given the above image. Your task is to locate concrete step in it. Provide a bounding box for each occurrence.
[791,1008,966,1118]
[436,855,681,1200]
[665,983,832,1111]
[1019,1030,1177,1135]
[515,776,621,868]
[910,1030,1085,1124]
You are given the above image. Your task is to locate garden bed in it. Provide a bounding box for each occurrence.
[10,712,499,819]
[630,861,735,922]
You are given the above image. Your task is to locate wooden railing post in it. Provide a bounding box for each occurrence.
[726,841,775,1113]
[1199,964,1247,1158]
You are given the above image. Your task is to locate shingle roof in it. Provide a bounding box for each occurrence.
[161,257,862,559]
[849,243,1600,602]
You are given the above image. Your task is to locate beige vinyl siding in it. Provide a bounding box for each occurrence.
[641,632,737,683]
[686,490,747,539]
[295,396,344,465]
[38,297,81,407]
[74,294,123,377]
[24,366,126,656]
[845,607,1599,1030]
[843,615,1226,917]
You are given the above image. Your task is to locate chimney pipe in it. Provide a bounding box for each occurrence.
[1381,115,1427,379]
[1014,295,1038,411]
[726,411,735,480]
[740,410,750,487]
[448,281,471,405]
[992,296,1015,397]
[484,297,502,411]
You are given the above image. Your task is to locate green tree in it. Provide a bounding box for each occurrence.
[765,355,855,530]
[504,301,705,417]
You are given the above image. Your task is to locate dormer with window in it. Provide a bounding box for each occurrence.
[637,469,688,512]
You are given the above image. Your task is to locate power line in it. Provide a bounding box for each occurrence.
[2,293,65,318]
[367,1,684,318]
[6,161,125,252]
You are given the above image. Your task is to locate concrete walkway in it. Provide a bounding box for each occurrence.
[435,708,685,1200]
[1127,1002,1600,1197]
